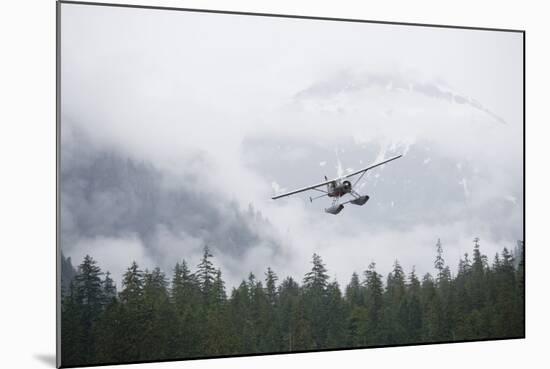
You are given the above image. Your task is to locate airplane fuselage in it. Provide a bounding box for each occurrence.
[328,180,352,198]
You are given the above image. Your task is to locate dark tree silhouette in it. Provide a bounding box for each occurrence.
[61,238,525,367]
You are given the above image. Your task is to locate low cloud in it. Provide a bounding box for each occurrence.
[70,234,155,287]
[60,5,523,288]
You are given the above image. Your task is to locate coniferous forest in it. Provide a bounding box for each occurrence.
[61,238,524,367]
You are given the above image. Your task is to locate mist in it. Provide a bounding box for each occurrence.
[60,4,523,289]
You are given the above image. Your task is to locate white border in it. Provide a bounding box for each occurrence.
[2,1,548,368]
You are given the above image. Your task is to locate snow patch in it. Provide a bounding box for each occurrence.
[271,181,286,194]
[505,195,517,204]
[335,150,344,178]
[458,178,469,198]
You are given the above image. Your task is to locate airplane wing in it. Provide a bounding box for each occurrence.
[271,154,402,200]
[271,178,334,200]
[343,154,402,179]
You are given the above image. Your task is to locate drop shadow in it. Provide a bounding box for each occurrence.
[33,353,56,367]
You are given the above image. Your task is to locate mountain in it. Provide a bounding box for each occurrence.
[60,128,281,280]
[241,68,522,242]
[60,251,77,296]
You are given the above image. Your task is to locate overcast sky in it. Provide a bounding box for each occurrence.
[60,3,523,289]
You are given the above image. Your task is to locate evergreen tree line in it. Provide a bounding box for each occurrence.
[61,238,524,367]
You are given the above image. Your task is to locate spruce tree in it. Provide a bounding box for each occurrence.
[303,253,329,290]
[75,255,104,309]
[265,267,279,306]
[278,277,310,351]
[61,281,84,366]
[470,238,488,313]
[102,271,117,304]
[406,267,423,343]
[116,261,146,361]
[434,238,445,282]
[204,268,230,356]
[119,261,144,304]
[345,272,363,307]
[382,260,408,344]
[196,245,216,302]
[432,240,453,340]
[228,281,250,353]
[454,253,473,340]
[140,267,177,360]
[263,267,281,351]
[420,273,442,342]
[72,255,106,364]
[363,262,384,345]
[303,254,331,349]
[325,280,347,348]
[344,272,367,346]
[170,259,202,357]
